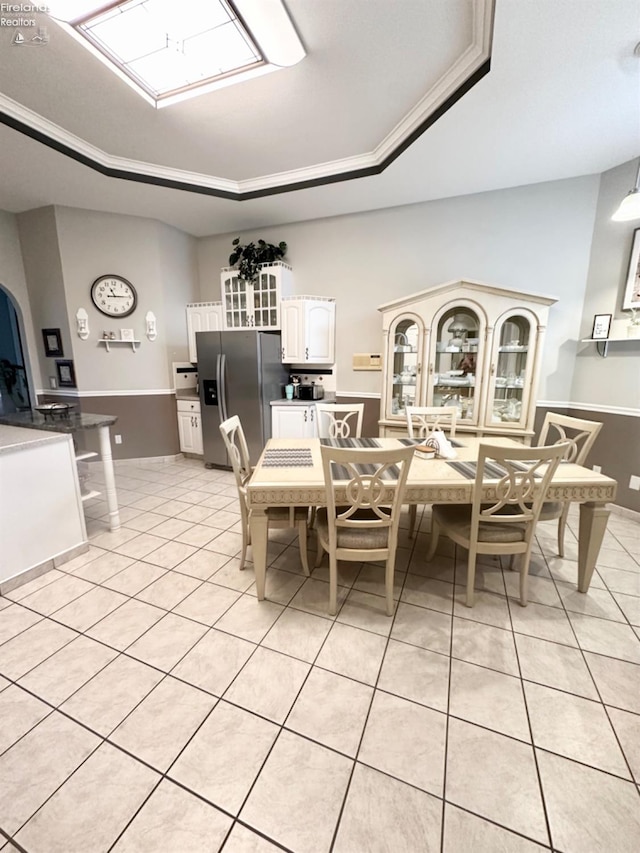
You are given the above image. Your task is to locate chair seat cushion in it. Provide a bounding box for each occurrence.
[432,504,526,543]
[266,506,309,524]
[316,507,389,550]
[537,501,563,520]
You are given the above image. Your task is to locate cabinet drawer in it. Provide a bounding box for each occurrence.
[177,399,201,413]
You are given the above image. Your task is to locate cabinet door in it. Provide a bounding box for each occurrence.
[428,304,482,426]
[222,272,249,329]
[192,414,204,455]
[304,301,335,363]
[271,406,315,438]
[252,269,280,329]
[386,316,425,421]
[485,311,536,432]
[204,305,222,332]
[186,308,205,363]
[177,411,198,453]
[281,300,304,362]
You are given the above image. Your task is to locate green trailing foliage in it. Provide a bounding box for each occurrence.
[229,237,288,282]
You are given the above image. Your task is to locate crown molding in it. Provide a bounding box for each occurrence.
[0,0,493,201]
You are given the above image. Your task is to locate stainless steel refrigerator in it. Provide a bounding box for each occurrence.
[197,330,288,468]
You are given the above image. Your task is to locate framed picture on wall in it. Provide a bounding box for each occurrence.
[55,359,77,388]
[622,227,640,310]
[591,313,612,340]
[42,328,63,357]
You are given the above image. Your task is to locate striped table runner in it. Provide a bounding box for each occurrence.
[447,459,542,480]
[320,438,381,447]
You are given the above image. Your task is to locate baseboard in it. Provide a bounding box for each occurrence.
[611,504,640,523]
[0,540,89,595]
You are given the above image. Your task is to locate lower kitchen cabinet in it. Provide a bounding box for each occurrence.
[177,399,203,455]
[271,404,318,438]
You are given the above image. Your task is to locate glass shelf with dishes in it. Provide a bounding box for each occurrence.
[489,314,534,427]
[388,318,423,418]
[430,306,480,423]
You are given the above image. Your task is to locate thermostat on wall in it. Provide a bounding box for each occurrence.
[353,353,382,370]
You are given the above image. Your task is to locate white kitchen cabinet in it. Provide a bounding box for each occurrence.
[221,262,293,330]
[281,296,336,363]
[378,279,556,439]
[177,399,203,455]
[271,404,317,439]
[186,302,223,363]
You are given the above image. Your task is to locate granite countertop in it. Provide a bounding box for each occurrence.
[0,411,118,433]
[0,424,71,455]
[270,393,336,406]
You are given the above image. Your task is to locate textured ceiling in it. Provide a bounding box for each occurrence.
[0,0,637,236]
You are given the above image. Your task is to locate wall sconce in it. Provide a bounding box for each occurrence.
[145,311,157,341]
[76,308,89,340]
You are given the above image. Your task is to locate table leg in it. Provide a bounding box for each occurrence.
[577,501,610,592]
[98,425,121,532]
[251,508,269,600]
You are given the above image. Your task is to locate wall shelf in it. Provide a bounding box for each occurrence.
[581,336,640,358]
[98,339,140,352]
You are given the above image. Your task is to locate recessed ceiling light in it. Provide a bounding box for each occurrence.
[47,0,305,107]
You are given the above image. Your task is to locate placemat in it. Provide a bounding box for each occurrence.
[262,448,314,468]
[330,462,401,481]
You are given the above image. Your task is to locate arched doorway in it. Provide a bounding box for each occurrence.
[0,285,31,414]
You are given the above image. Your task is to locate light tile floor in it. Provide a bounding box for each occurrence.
[1,457,640,852]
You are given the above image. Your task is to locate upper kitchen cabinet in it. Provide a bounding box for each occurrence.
[186,302,223,363]
[221,262,293,330]
[378,280,556,440]
[281,296,336,363]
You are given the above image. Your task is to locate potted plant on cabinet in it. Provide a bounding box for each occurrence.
[228,237,288,282]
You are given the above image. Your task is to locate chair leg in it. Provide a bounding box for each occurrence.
[239,522,249,571]
[328,553,338,616]
[309,506,317,528]
[465,547,477,607]
[385,558,394,617]
[408,504,417,539]
[425,518,440,561]
[557,506,570,558]
[519,553,530,607]
[315,539,324,567]
[297,520,310,577]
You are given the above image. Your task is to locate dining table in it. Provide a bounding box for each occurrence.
[246,436,618,601]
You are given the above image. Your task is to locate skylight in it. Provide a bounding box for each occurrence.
[48,0,305,107]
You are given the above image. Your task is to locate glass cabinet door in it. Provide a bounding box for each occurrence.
[387,317,423,420]
[223,274,249,328]
[488,313,534,430]
[253,270,279,328]
[430,306,480,423]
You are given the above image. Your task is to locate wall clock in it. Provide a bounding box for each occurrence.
[90,275,137,317]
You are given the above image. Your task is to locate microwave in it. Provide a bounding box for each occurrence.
[297,383,324,400]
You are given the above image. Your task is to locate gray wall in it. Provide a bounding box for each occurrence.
[197,175,600,403]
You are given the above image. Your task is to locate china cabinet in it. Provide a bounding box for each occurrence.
[177,399,203,455]
[271,404,318,438]
[281,296,336,363]
[221,262,293,330]
[378,280,556,440]
[186,302,223,362]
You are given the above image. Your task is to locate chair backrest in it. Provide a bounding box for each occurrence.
[538,412,602,465]
[315,403,364,439]
[319,445,414,555]
[471,442,568,543]
[219,416,252,515]
[406,406,457,439]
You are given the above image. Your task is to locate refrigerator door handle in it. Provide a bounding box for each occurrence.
[215,354,224,424]
[220,353,229,422]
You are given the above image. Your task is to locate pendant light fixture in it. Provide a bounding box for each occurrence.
[612,159,640,221]
[612,42,640,221]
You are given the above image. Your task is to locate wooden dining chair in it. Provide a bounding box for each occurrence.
[535,412,603,557]
[405,405,458,539]
[425,442,568,607]
[315,444,415,616]
[219,416,310,575]
[315,402,364,439]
